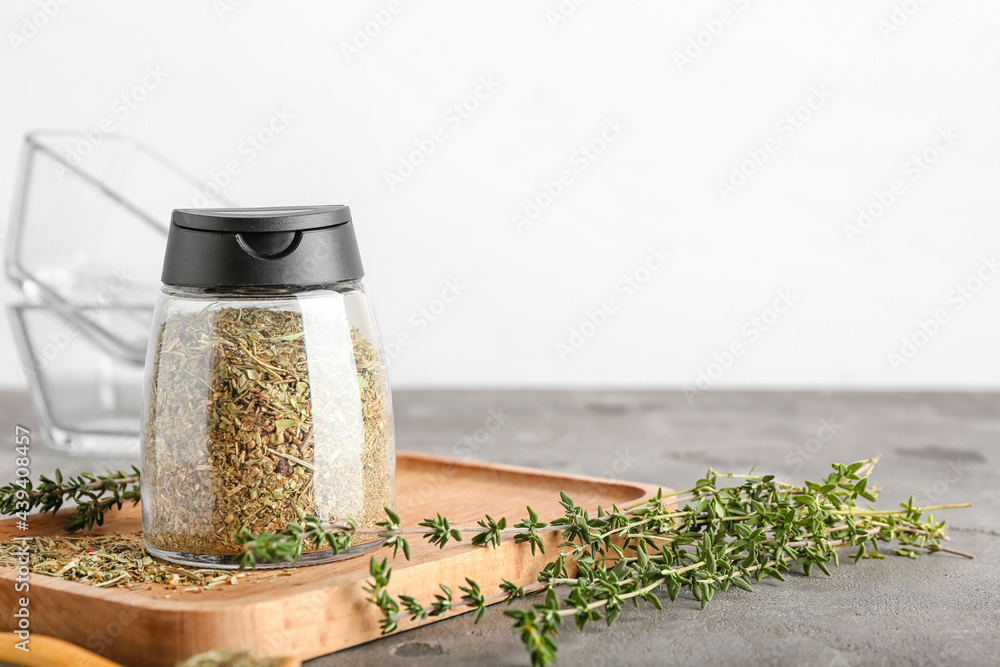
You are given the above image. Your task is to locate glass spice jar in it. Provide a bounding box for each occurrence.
[141,206,395,568]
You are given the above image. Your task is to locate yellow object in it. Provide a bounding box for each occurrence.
[0,634,302,667]
[0,632,124,667]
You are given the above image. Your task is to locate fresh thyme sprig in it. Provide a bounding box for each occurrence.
[2,458,972,667]
[234,513,354,569]
[357,457,971,667]
[233,506,565,568]
[0,467,141,532]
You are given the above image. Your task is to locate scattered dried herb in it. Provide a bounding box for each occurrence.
[174,649,285,667]
[143,306,393,560]
[0,534,253,591]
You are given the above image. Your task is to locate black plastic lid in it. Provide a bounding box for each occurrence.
[161,205,364,288]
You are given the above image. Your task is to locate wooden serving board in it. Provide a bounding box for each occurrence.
[0,452,666,667]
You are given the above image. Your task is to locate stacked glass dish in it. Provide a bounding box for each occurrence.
[5,132,234,455]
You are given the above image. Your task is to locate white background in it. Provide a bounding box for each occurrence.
[1,0,999,389]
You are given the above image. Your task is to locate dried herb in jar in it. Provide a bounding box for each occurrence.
[143,306,393,559]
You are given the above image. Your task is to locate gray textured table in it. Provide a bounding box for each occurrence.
[2,390,997,666]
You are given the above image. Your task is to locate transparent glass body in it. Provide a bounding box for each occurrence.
[10,304,148,456]
[6,132,235,456]
[7,132,235,365]
[141,281,395,568]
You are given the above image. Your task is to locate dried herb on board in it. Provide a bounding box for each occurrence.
[0,534,269,592]
[143,306,393,558]
[174,649,286,667]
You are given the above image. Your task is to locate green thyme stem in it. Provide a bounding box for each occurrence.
[383,530,901,626]
[0,468,142,532]
[6,473,140,504]
[556,532,882,620]
[844,504,971,515]
[621,489,698,511]
[927,545,975,558]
